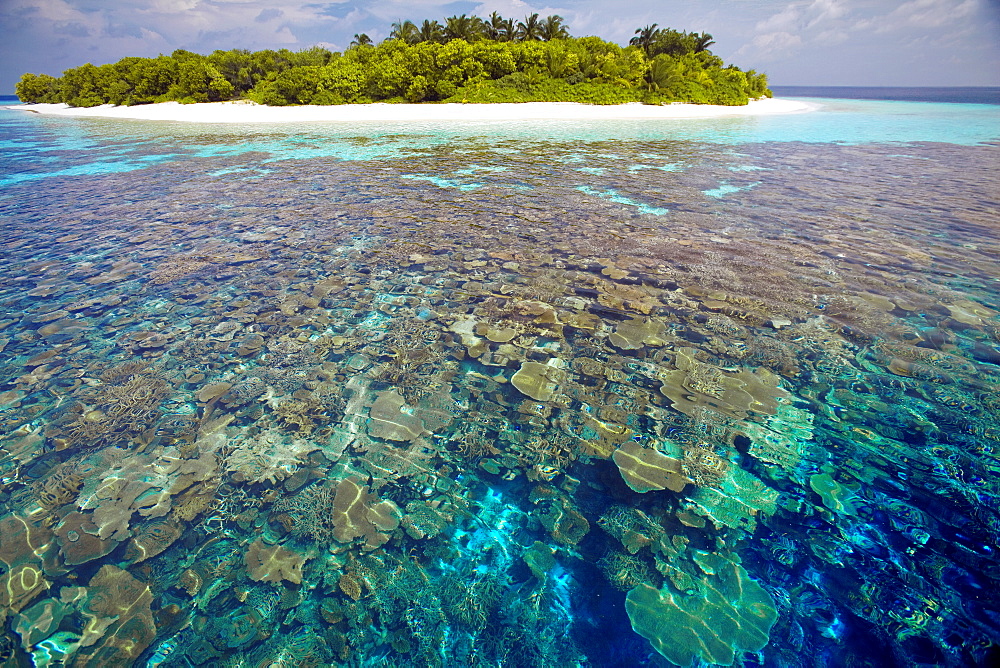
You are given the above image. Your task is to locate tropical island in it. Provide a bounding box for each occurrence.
[15,14,770,108]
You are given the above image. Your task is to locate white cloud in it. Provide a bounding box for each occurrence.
[143,0,200,11]
[805,0,847,28]
[749,30,803,56]
[878,0,979,31]
[743,0,842,62]
[755,4,800,33]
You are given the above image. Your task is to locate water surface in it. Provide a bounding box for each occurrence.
[0,99,998,667]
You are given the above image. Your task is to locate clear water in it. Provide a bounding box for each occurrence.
[0,99,998,667]
[2,96,999,188]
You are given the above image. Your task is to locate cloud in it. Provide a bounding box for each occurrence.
[727,0,1000,84]
[755,4,799,33]
[878,0,979,31]
[143,0,200,12]
[255,8,284,22]
[106,22,145,38]
[748,30,802,56]
[53,20,91,37]
[805,0,847,28]
[752,0,849,48]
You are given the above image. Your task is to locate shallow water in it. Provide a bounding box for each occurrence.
[3,96,1000,188]
[0,102,998,667]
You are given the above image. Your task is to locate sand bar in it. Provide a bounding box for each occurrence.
[5,97,815,124]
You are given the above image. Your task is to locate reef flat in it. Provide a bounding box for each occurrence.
[0,131,998,666]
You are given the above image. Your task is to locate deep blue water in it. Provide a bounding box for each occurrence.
[0,98,998,667]
[771,86,1000,105]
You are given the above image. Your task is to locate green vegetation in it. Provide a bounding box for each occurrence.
[15,15,769,107]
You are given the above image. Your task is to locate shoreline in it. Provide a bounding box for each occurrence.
[3,98,816,124]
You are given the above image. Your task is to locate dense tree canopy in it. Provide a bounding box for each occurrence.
[16,14,770,107]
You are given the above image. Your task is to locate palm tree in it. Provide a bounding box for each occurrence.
[647,55,682,92]
[692,32,715,53]
[630,24,660,55]
[486,11,514,41]
[546,46,573,77]
[516,13,542,41]
[539,15,569,41]
[350,33,372,47]
[389,20,419,44]
[417,19,445,43]
[498,17,515,41]
[445,14,484,42]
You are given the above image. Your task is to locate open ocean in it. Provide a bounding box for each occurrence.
[770,86,1000,105]
[0,89,998,667]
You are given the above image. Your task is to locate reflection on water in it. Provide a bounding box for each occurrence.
[0,134,999,666]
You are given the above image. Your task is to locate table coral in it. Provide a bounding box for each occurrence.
[511,361,566,402]
[331,476,402,550]
[18,565,158,666]
[625,552,777,666]
[659,347,790,419]
[689,467,778,532]
[124,518,183,563]
[0,513,58,616]
[244,538,307,585]
[14,598,70,651]
[54,511,118,566]
[368,390,428,442]
[224,427,316,485]
[612,441,691,493]
[73,565,157,664]
[535,496,591,546]
[609,316,669,350]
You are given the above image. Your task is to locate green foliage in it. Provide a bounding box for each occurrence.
[516,13,543,41]
[390,20,420,45]
[247,66,323,106]
[18,15,770,108]
[540,15,570,41]
[485,12,515,42]
[59,64,107,107]
[445,14,485,42]
[320,59,368,103]
[15,73,62,103]
[452,77,644,105]
[418,19,445,44]
[170,59,234,102]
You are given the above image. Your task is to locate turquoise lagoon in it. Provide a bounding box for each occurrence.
[0,96,998,666]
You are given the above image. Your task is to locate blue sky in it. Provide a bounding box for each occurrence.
[2,0,999,93]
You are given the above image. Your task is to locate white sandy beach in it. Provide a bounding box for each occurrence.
[5,97,815,123]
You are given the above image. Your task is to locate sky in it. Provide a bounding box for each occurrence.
[1,0,999,93]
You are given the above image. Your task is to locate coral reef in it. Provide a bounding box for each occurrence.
[244,539,307,585]
[14,565,156,666]
[625,551,777,666]
[612,440,691,493]
[0,135,997,666]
